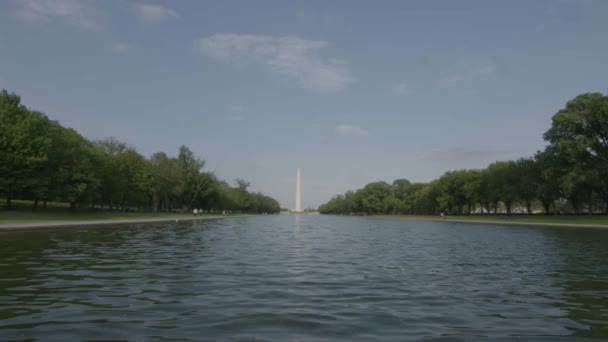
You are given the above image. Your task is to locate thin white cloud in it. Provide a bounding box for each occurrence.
[439,63,495,85]
[228,105,244,121]
[392,82,410,95]
[15,0,102,30]
[111,41,129,54]
[335,124,368,136]
[557,0,594,6]
[230,105,244,114]
[418,147,510,161]
[133,4,179,24]
[194,34,354,92]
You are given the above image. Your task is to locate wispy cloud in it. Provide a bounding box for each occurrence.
[335,124,368,136]
[133,4,179,24]
[228,105,244,121]
[194,34,354,92]
[391,82,410,95]
[557,0,594,6]
[438,63,495,85]
[111,41,129,54]
[230,105,244,113]
[15,0,102,30]
[537,0,594,31]
[418,147,510,161]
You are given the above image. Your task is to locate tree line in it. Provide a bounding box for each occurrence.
[0,89,280,214]
[319,92,608,216]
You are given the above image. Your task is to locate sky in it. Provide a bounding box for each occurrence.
[1,0,607,209]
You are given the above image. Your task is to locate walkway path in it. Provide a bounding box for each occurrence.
[0,215,228,232]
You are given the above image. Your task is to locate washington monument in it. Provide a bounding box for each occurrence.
[295,168,302,212]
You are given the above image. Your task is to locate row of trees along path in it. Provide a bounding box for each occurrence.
[0,89,280,214]
[319,92,608,216]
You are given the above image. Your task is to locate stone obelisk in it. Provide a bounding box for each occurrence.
[295,168,302,212]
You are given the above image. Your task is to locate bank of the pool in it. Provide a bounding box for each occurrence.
[0,215,237,232]
[369,215,608,229]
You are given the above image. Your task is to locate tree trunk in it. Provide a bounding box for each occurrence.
[600,192,608,214]
[571,198,579,215]
[32,199,38,210]
[541,200,551,214]
[6,191,12,210]
[153,191,159,213]
[506,201,512,215]
[526,200,531,215]
[552,202,558,216]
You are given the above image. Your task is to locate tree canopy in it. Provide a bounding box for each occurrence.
[320,92,608,216]
[0,89,280,214]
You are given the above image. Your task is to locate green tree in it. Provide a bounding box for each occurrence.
[484,161,519,214]
[177,145,206,210]
[391,179,412,201]
[52,127,98,208]
[462,170,482,214]
[514,158,540,214]
[0,91,51,209]
[544,92,608,212]
[235,178,251,192]
[93,137,128,210]
[148,152,181,212]
[534,149,563,214]
[114,148,147,211]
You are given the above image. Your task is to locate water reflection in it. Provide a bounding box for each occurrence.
[294,213,302,231]
[547,228,608,338]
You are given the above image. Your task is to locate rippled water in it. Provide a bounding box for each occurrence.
[1,215,608,341]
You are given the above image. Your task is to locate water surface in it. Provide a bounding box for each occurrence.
[1,215,608,341]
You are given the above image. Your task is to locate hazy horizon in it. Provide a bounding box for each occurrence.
[1,0,607,208]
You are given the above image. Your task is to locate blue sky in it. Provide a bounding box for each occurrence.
[1,0,607,209]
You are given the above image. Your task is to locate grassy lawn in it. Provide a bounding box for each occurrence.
[375,214,608,226]
[0,211,207,225]
[0,200,220,225]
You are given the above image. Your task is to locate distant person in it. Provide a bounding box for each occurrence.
[193,208,198,216]
[222,210,226,216]
[198,208,202,216]
[441,212,445,219]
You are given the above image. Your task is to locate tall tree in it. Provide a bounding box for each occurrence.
[148,152,181,212]
[52,127,98,209]
[93,137,128,210]
[544,92,608,211]
[391,179,412,201]
[0,91,51,209]
[514,158,540,214]
[177,145,205,210]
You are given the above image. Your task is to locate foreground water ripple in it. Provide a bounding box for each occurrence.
[2,215,608,341]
